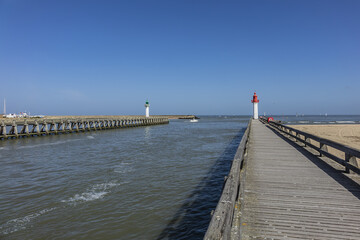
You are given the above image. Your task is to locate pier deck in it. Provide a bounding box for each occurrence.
[238,120,360,239]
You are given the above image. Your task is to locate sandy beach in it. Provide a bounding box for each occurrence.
[291,124,360,166]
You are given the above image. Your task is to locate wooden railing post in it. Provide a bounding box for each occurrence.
[35,121,40,135]
[319,143,328,157]
[262,120,360,175]
[75,121,80,132]
[52,121,58,134]
[43,121,49,134]
[304,136,311,147]
[345,153,358,174]
[0,122,6,138]
[59,121,64,132]
[98,119,102,130]
[11,121,18,138]
[24,122,29,135]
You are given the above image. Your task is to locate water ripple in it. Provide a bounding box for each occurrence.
[1,207,57,235]
[61,181,122,205]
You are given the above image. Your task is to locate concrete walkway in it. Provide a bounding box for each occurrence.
[239,120,360,240]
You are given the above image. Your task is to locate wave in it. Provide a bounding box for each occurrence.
[1,181,121,235]
[336,121,356,124]
[61,181,121,205]
[0,207,56,235]
[86,136,95,139]
[298,121,309,123]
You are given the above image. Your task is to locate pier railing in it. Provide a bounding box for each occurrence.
[204,120,251,240]
[260,118,360,174]
[0,117,169,140]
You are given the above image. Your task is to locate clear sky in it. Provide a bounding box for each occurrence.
[1,0,359,115]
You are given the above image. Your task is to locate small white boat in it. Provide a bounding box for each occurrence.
[190,119,198,122]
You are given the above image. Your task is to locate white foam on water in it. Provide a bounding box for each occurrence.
[114,162,134,174]
[314,122,322,124]
[1,181,122,235]
[298,121,309,123]
[0,207,56,235]
[336,121,356,124]
[86,136,95,139]
[61,181,121,205]
[64,191,108,202]
[17,138,83,149]
[329,122,336,123]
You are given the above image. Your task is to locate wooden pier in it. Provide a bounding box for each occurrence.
[0,116,169,140]
[205,119,360,240]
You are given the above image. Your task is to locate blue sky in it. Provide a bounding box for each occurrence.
[1,0,359,115]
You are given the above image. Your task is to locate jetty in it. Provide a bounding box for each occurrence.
[0,116,169,140]
[205,119,360,240]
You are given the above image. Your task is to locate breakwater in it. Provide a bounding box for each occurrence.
[0,116,169,139]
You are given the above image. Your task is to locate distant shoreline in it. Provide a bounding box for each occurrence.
[0,115,198,120]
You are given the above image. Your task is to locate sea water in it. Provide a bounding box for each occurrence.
[0,116,248,240]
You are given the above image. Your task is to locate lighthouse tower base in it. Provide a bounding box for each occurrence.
[253,102,258,119]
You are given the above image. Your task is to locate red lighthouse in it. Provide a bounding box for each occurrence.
[251,92,259,119]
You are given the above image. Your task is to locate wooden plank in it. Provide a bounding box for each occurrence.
[238,120,360,240]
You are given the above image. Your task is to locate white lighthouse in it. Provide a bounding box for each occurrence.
[251,92,259,119]
[145,100,150,118]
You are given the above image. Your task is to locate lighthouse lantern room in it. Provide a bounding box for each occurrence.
[251,92,259,119]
